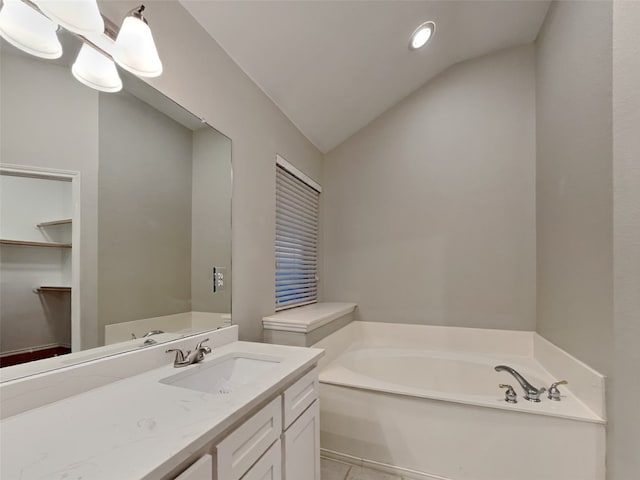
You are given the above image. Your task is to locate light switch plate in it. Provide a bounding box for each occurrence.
[213,267,226,293]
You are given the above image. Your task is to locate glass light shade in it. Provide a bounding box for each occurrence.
[72,43,122,92]
[37,0,104,36]
[113,15,162,78]
[0,0,62,59]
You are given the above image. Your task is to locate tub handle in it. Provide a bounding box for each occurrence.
[499,384,518,404]
[548,380,568,401]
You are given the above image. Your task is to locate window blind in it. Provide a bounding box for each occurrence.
[275,163,320,310]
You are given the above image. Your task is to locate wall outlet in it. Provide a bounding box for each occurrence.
[213,267,226,293]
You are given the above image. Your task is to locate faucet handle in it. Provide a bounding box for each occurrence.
[499,384,518,404]
[196,338,211,353]
[548,380,568,401]
[166,348,188,364]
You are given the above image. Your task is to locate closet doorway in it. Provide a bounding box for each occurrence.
[0,166,81,367]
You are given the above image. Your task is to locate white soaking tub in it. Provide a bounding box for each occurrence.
[314,322,606,480]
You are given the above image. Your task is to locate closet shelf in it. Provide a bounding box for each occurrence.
[36,286,71,293]
[0,239,72,248]
[37,219,72,228]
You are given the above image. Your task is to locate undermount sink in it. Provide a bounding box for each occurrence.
[159,353,281,395]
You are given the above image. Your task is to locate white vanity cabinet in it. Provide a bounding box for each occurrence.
[210,367,320,480]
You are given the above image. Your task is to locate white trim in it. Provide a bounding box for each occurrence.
[320,449,452,480]
[276,154,322,192]
[0,164,82,353]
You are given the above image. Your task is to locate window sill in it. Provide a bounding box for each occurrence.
[262,302,357,333]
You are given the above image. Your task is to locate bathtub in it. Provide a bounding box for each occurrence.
[314,322,606,480]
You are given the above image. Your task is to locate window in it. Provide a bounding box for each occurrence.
[275,155,321,310]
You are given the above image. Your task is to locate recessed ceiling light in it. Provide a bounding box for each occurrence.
[409,21,435,50]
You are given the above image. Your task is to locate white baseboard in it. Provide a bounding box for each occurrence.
[321,448,453,480]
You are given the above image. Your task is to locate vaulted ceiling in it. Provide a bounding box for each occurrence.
[181,1,550,153]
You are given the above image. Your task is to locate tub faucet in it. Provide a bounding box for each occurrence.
[143,330,164,337]
[131,330,164,340]
[494,365,546,402]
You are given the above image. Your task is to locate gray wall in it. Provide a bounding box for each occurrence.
[0,49,100,350]
[98,1,324,342]
[97,91,193,342]
[610,1,640,478]
[191,128,232,313]
[535,0,613,375]
[323,45,536,330]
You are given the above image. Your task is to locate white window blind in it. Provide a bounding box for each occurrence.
[275,161,320,310]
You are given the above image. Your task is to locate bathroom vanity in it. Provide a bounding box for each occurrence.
[0,328,323,480]
[172,361,321,480]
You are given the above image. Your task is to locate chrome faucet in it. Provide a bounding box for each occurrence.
[131,330,165,340]
[166,339,212,368]
[142,330,164,346]
[495,365,546,402]
[143,330,164,337]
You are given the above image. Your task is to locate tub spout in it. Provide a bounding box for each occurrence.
[494,365,546,402]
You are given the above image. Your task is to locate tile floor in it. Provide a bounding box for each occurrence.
[321,458,404,480]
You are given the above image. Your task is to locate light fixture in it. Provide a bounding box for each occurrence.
[0,1,163,88]
[113,5,162,78]
[0,0,62,59]
[36,0,104,36]
[72,43,122,92]
[409,21,435,50]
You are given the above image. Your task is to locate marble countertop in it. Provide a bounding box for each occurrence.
[0,341,323,480]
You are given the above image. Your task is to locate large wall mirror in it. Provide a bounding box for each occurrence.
[0,30,232,381]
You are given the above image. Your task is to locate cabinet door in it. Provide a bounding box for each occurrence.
[241,439,281,480]
[174,454,213,480]
[282,400,320,480]
[217,396,282,480]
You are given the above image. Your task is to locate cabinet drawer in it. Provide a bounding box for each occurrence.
[217,396,282,480]
[283,368,318,429]
[241,438,281,480]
